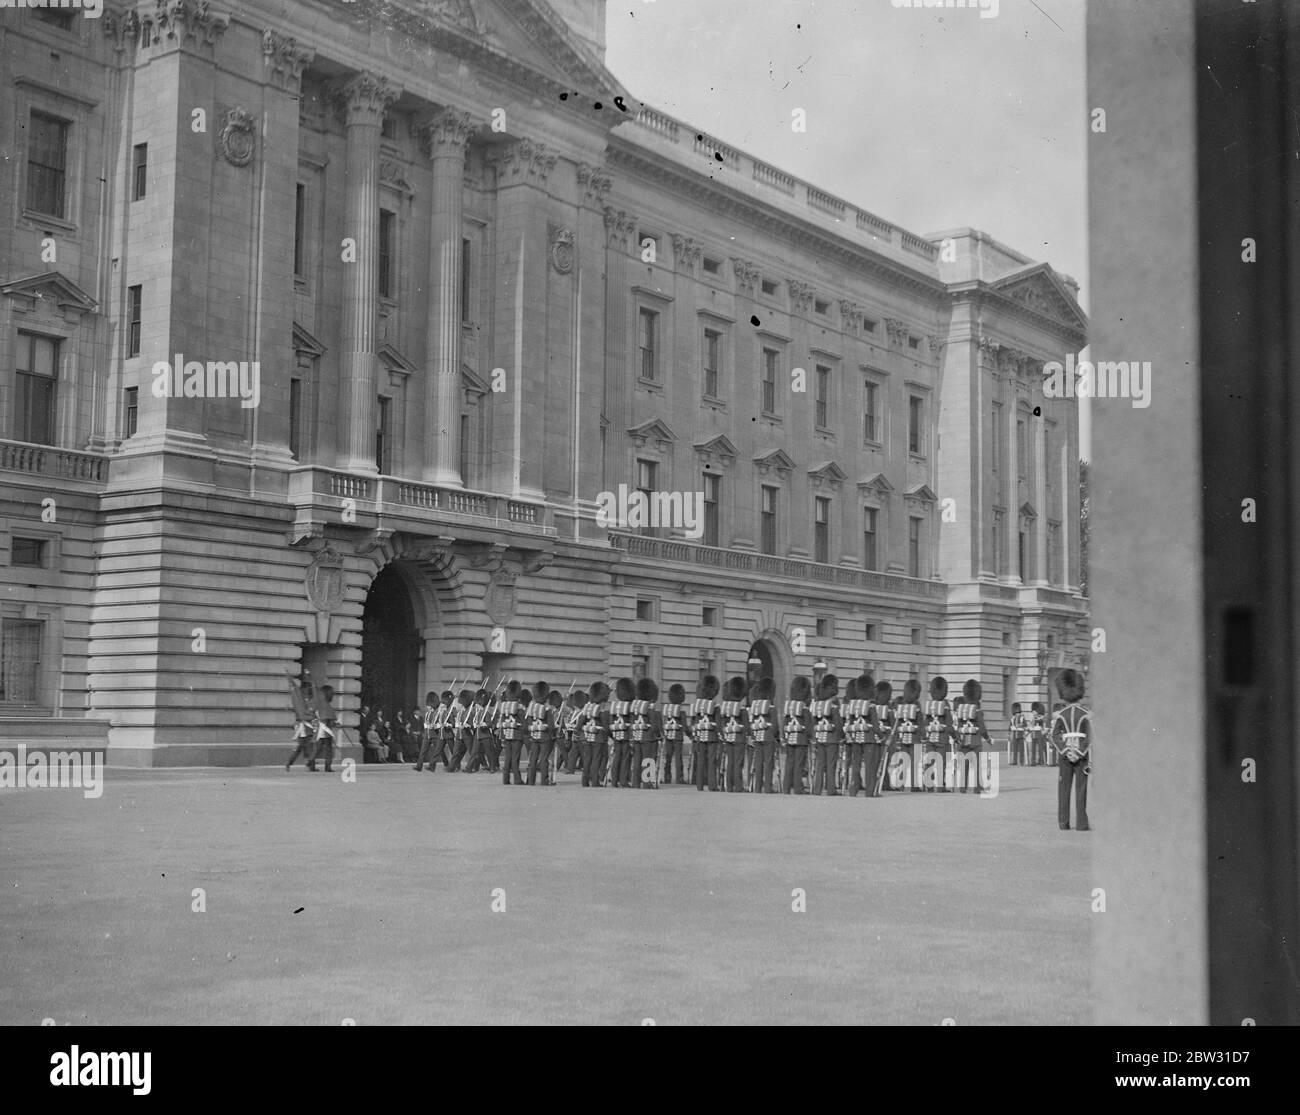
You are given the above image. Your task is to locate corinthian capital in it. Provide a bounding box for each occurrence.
[331,72,402,126]
[418,108,476,158]
[490,138,557,185]
[732,259,759,296]
[603,207,636,251]
[263,29,315,93]
[577,163,613,207]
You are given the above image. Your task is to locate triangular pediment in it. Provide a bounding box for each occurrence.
[462,363,490,394]
[1,271,97,314]
[378,342,419,377]
[808,460,847,482]
[992,264,1088,333]
[754,448,795,473]
[628,417,677,443]
[905,482,937,503]
[857,471,895,494]
[1020,501,1038,519]
[694,434,739,459]
[293,322,327,357]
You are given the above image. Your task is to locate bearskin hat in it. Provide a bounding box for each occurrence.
[724,676,747,702]
[698,674,720,700]
[875,680,893,703]
[962,678,982,703]
[425,691,438,705]
[857,673,875,700]
[588,680,610,703]
[505,680,522,701]
[668,683,686,704]
[519,688,533,705]
[790,675,812,702]
[533,681,551,702]
[1011,701,1022,714]
[1031,700,1046,715]
[571,691,589,709]
[637,677,660,702]
[816,673,839,700]
[441,690,454,703]
[901,679,922,704]
[547,689,564,707]
[843,677,857,702]
[458,689,473,705]
[1056,668,1085,703]
[930,676,949,700]
[750,676,774,701]
[473,689,490,705]
[615,677,635,702]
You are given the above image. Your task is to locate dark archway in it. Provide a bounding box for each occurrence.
[747,639,780,700]
[361,565,421,729]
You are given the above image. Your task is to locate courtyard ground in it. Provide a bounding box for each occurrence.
[0,760,1088,1025]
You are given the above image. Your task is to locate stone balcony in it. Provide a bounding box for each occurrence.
[0,439,109,486]
[287,467,556,543]
[608,530,947,599]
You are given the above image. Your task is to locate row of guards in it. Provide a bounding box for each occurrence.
[397,671,1077,795]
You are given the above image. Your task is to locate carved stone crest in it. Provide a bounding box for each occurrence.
[483,566,518,626]
[219,107,255,167]
[305,547,346,612]
[549,224,575,274]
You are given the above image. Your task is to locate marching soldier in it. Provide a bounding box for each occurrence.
[447,688,472,772]
[285,676,319,771]
[811,674,843,796]
[922,677,955,791]
[842,674,873,796]
[691,675,721,792]
[1008,702,1027,766]
[525,681,556,786]
[578,681,610,787]
[748,677,779,794]
[953,679,991,793]
[660,684,688,784]
[547,687,566,781]
[719,677,749,792]
[1051,669,1091,831]
[630,678,662,788]
[608,678,635,788]
[1029,701,1049,766]
[497,680,527,786]
[782,676,813,794]
[866,679,894,797]
[560,690,586,775]
[464,687,492,774]
[414,690,442,773]
[893,680,924,791]
[312,684,338,773]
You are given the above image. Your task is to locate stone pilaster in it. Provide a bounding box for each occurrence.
[419,107,474,487]
[602,206,636,494]
[333,72,401,473]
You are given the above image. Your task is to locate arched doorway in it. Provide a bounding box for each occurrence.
[361,565,421,730]
[747,637,782,701]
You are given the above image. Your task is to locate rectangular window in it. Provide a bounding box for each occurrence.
[908,335,920,350]
[1019,530,1027,580]
[816,617,831,637]
[702,605,718,627]
[1048,523,1060,585]
[376,396,391,475]
[132,143,147,201]
[702,472,720,547]
[814,299,829,315]
[864,622,877,642]
[815,365,830,429]
[863,506,878,571]
[34,8,76,29]
[635,599,655,622]
[294,184,306,277]
[863,318,877,334]
[703,328,721,398]
[1002,631,1013,647]
[380,115,397,140]
[0,618,42,704]
[26,111,68,218]
[15,332,58,445]
[761,348,778,414]
[703,257,720,275]
[911,627,924,646]
[636,458,657,534]
[863,380,879,442]
[761,278,778,296]
[288,379,302,460]
[760,485,778,555]
[378,210,395,300]
[461,237,472,323]
[11,538,47,568]
[908,516,922,578]
[124,386,138,439]
[991,403,1002,474]
[632,649,651,681]
[814,496,830,564]
[638,308,658,381]
[127,285,142,358]
[993,511,1004,574]
[1017,418,1028,478]
[909,395,924,455]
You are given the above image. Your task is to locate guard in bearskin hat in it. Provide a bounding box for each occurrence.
[578,681,610,787]
[747,676,779,793]
[525,681,556,786]
[922,676,955,791]
[841,674,874,796]
[782,675,813,794]
[630,677,662,788]
[1051,669,1091,830]
[811,673,843,796]
[952,678,991,793]
[691,675,721,792]
[719,676,750,792]
[607,677,636,788]
[660,684,689,784]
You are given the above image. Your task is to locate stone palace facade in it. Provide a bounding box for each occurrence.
[0,0,1088,763]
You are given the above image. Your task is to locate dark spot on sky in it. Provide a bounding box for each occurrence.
[293,907,305,914]
[594,101,603,110]
[559,92,568,101]
[751,315,761,326]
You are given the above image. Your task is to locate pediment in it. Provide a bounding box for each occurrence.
[991,264,1088,333]
[293,322,327,357]
[378,342,419,377]
[694,434,739,460]
[754,448,795,473]
[905,482,937,503]
[462,363,490,394]
[628,417,678,444]
[1,271,97,314]
[857,471,895,494]
[808,460,847,482]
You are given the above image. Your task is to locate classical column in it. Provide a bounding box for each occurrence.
[602,206,636,491]
[419,108,474,487]
[334,72,400,473]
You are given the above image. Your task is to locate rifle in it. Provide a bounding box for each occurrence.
[873,706,897,796]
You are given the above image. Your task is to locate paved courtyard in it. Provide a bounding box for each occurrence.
[1,761,1089,1025]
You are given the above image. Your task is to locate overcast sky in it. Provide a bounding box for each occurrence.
[604,0,1089,455]
[604,0,1087,297]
